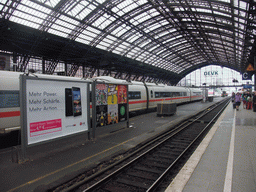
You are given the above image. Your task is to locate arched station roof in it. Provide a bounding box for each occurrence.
[0,0,256,84]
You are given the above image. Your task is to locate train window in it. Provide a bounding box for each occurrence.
[172,92,181,97]
[0,91,20,108]
[155,92,172,98]
[128,91,141,100]
[193,92,202,96]
[151,90,153,98]
[162,92,169,97]
[155,92,160,98]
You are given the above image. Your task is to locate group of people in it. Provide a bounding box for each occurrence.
[232,91,256,111]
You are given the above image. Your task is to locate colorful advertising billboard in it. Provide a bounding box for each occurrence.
[95,84,127,127]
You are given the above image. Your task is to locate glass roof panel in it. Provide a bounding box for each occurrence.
[96,42,109,50]
[217,0,230,3]
[38,0,60,8]
[117,1,138,14]
[112,24,131,37]
[213,11,231,18]
[133,12,151,23]
[67,3,88,19]
[11,11,41,29]
[0,0,254,79]
[93,12,115,29]
[195,8,212,13]
[76,36,90,45]
[48,28,68,38]
[95,0,105,4]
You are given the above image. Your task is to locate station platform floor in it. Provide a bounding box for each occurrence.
[166,101,256,192]
[0,97,230,192]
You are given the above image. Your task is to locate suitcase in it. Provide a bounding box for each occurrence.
[233,103,236,109]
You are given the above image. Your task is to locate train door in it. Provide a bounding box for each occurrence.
[187,88,192,102]
[147,87,155,109]
[185,88,190,102]
[143,83,149,111]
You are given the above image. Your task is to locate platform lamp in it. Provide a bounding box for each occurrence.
[232,79,238,92]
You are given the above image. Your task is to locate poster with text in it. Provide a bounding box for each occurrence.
[96,105,108,127]
[107,84,118,105]
[117,85,127,104]
[107,104,118,125]
[118,103,127,122]
[25,79,88,145]
[96,84,108,106]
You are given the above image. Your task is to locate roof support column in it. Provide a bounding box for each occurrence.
[42,57,45,74]
[13,52,17,72]
[64,62,68,76]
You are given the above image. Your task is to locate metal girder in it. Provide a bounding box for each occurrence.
[45,60,59,74]
[67,64,79,77]
[1,0,21,20]
[18,54,28,72]
[0,0,255,85]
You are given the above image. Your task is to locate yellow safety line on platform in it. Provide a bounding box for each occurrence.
[7,136,137,192]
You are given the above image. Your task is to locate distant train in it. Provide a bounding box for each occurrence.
[0,71,203,134]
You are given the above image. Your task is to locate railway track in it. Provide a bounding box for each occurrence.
[51,98,230,192]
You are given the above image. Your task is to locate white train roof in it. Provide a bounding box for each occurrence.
[0,70,92,91]
[92,76,130,85]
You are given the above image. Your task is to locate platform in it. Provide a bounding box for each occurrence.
[166,101,256,192]
[0,98,224,192]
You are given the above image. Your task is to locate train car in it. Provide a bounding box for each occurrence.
[189,87,204,102]
[128,81,148,112]
[127,83,202,113]
[0,71,203,134]
[0,71,20,134]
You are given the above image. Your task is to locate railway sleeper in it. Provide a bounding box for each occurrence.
[103,181,138,192]
[155,150,182,157]
[151,154,175,162]
[170,139,194,144]
[116,177,150,190]
[153,152,178,159]
[133,165,163,174]
[160,146,186,152]
[143,160,169,169]
[162,143,189,148]
[147,157,173,164]
[126,170,159,181]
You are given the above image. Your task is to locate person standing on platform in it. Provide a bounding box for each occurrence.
[232,92,235,103]
[242,92,247,109]
[235,92,241,111]
[253,92,256,112]
[247,94,253,110]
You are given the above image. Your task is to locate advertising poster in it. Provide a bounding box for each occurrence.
[95,83,128,127]
[96,84,108,106]
[96,105,107,127]
[117,85,127,104]
[25,79,88,145]
[118,103,127,122]
[107,104,118,124]
[107,84,118,105]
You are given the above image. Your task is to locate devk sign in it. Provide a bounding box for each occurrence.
[204,71,218,76]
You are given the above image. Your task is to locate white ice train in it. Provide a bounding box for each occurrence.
[0,71,203,134]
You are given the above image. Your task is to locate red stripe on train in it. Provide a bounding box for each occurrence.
[129,96,193,104]
[0,111,20,118]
